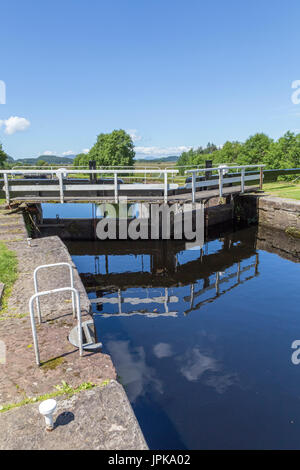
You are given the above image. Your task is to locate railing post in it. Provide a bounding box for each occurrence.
[259,166,263,190]
[75,290,83,357]
[218,169,223,198]
[3,173,10,204]
[164,171,168,203]
[192,172,196,203]
[114,173,118,203]
[241,168,245,193]
[29,296,40,366]
[29,286,83,366]
[58,171,64,203]
[33,262,76,323]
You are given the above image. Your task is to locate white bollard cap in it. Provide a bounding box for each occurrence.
[39,399,57,416]
[39,399,57,431]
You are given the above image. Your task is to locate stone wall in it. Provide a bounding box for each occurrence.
[235,194,300,232]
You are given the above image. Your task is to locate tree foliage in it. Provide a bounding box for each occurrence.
[74,129,135,167]
[176,132,300,172]
[0,143,8,167]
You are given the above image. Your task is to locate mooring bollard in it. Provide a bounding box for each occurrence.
[39,399,57,431]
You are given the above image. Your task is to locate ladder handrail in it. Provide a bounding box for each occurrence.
[33,262,75,323]
[29,287,83,366]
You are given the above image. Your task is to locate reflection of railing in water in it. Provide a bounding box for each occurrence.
[91,254,259,318]
[183,254,259,315]
[93,288,178,317]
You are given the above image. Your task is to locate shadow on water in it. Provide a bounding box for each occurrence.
[66,224,300,449]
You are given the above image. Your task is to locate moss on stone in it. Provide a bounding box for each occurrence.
[285,226,300,239]
[40,356,65,371]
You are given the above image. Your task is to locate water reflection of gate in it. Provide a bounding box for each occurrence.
[91,288,178,317]
[88,252,259,318]
[73,228,260,318]
[184,253,259,315]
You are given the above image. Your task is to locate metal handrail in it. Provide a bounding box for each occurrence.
[0,168,178,174]
[0,168,179,204]
[29,287,83,366]
[33,262,75,323]
[185,164,265,202]
[185,164,265,174]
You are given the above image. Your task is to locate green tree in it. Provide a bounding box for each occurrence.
[176,149,197,174]
[176,144,219,174]
[213,141,243,165]
[0,143,8,167]
[88,129,135,167]
[264,131,300,169]
[73,153,89,167]
[237,133,273,165]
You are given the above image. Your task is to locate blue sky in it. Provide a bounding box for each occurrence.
[1,0,300,159]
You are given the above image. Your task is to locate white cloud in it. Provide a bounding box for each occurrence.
[153,343,173,358]
[42,150,56,156]
[62,150,74,156]
[127,129,142,142]
[0,116,30,135]
[135,145,192,157]
[106,340,163,403]
[178,347,238,394]
[180,348,218,382]
[82,148,90,154]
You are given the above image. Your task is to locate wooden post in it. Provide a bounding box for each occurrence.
[3,173,10,204]
[259,167,263,190]
[89,160,96,183]
[205,160,212,180]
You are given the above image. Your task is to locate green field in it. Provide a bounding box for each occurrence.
[263,182,300,200]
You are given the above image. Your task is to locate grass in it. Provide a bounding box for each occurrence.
[0,241,18,311]
[263,181,300,200]
[0,380,111,413]
[0,380,99,413]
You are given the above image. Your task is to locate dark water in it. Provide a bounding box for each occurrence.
[66,225,300,450]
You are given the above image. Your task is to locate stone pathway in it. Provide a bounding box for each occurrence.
[0,205,147,450]
[0,206,116,405]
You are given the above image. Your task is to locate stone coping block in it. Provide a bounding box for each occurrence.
[0,380,148,450]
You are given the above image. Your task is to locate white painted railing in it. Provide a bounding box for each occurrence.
[185,164,265,202]
[29,287,83,366]
[33,262,76,323]
[0,165,264,204]
[0,168,178,204]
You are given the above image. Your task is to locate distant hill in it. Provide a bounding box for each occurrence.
[7,154,179,166]
[9,155,75,165]
[135,155,179,163]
